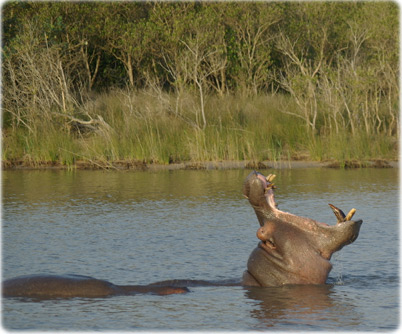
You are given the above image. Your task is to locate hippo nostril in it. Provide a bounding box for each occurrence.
[257,222,275,242]
[257,228,266,241]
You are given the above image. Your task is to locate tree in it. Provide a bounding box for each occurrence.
[101,3,152,87]
[151,3,226,129]
[275,3,353,135]
[225,3,283,95]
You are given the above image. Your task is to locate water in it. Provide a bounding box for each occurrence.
[2,168,399,331]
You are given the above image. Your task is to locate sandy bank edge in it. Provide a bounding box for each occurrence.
[2,159,398,171]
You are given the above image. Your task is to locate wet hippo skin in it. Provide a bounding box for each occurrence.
[3,274,189,298]
[3,171,362,298]
[241,171,363,287]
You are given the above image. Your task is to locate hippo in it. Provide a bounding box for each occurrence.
[3,171,362,299]
[2,274,189,298]
[242,171,363,287]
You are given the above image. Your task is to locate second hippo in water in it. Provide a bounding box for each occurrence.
[2,274,189,298]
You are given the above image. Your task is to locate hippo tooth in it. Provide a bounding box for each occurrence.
[345,208,356,221]
[266,174,276,182]
[264,184,276,193]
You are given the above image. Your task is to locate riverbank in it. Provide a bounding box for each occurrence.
[3,92,398,171]
[2,90,399,169]
[2,158,397,171]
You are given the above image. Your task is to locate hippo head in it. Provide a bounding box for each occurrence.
[242,171,363,287]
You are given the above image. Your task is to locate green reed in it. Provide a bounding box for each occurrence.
[2,90,397,167]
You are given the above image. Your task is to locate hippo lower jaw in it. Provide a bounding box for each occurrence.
[242,171,363,287]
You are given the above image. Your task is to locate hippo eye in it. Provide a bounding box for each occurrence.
[349,234,358,243]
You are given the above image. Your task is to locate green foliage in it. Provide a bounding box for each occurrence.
[1,2,399,166]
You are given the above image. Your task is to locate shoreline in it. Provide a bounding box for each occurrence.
[2,159,398,171]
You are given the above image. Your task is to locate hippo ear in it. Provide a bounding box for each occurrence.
[329,204,346,222]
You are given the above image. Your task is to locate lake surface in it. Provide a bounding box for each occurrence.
[2,168,399,331]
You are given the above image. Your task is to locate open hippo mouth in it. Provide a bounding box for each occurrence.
[242,171,363,287]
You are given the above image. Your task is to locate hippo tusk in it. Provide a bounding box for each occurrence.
[328,203,346,223]
[345,208,356,221]
[264,183,277,193]
[266,174,276,183]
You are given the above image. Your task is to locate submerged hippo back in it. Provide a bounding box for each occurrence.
[3,274,117,298]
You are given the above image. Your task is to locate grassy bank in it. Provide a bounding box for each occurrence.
[2,91,398,169]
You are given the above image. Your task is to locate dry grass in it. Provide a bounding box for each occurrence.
[2,90,398,168]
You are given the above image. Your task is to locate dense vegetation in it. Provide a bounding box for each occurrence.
[2,2,399,167]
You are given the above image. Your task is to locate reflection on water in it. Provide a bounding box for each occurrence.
[248,285,331,325]
[246,284,363,329]
[2,168,399,330]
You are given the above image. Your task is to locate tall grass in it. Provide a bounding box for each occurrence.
[2,90,397,167]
